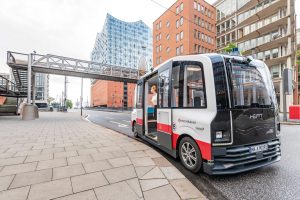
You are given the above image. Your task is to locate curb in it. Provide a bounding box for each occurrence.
[280,121,300,125]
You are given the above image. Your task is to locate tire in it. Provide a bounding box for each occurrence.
[179,137,202,173]
[132,121,139,138]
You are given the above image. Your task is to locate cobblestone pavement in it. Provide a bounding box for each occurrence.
[0,112,206,200]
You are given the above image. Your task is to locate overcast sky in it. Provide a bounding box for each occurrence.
[0,0,299,105]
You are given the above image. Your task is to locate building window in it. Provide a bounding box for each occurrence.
[198,45,201,53]
[194,44,197,53]
[159,56,162,64]
[159,33,162,40]
[156,46,159,53]
[180,31,184,40]
[194,29,197,38]
[176,6,179,14]
[197,3,201,12]
[166,21,170,28]
[194,1,197,9]
[159,21,162,29]
[159,45,162,52]
[176,47,180,55]
[166,34,170,40]
[271,65,280,78]
[272,48,279,59]
[180,45,183,54]
[180,3,184,12]
[180,17,184,26]
[158,69,170,108]
[176,20,179,28]
[166,47,170,53]
[198,17,201,26]
[156,23,159,30]
[265,50,271,60]
[176,34,179,42]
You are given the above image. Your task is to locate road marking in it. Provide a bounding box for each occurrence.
[109,121,129,128]
[122,120,131,123]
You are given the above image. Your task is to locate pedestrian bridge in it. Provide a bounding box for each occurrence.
[5,51,145,120]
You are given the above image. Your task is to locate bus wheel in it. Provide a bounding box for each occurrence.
[132,122,139,138]
[179,137,202,173]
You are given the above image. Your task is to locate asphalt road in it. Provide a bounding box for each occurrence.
[85,110,300,200]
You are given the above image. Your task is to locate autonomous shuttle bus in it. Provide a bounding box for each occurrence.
[131,53,281,175]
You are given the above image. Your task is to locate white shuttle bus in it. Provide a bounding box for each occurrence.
[131,53,281,175]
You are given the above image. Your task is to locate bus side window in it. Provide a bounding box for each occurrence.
[171,64,181,108]
[158,69,170,108]
[136,83,143,109]
[183,64,206,108]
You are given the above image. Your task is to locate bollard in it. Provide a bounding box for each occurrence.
[34,104,39,119]
[22,104,35,120]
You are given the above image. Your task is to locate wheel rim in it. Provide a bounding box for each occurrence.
[181,142,197,168]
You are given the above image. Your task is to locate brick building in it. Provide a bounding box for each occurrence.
[153,0,216,67]
[91,81,136,108]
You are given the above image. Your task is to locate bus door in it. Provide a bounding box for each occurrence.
[157,61,173,151]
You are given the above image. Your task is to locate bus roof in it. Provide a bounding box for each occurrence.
[140,53,260,80]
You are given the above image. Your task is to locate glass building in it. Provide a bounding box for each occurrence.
[91,13,153,70]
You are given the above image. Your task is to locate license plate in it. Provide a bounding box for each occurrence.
[249,144,268,153]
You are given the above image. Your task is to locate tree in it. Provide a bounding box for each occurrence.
[47,96,55,104]
[224,43,237,53]
[65,99,73,109]
[297,50,300,66]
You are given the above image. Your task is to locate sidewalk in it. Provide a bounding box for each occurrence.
[0,112,206,200]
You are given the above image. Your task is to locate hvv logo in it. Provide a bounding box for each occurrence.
[249,114,263,119]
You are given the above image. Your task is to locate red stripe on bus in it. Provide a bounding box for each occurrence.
[157,123,172,134]
[172,132,211,160]
[136,118,143,125]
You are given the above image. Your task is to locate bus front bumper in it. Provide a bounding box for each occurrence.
[203,139,281,175]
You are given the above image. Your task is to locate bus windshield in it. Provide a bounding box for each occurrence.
[228,59,276,109]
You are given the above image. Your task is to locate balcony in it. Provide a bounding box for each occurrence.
[243,34,291,55]
[237,15,289,43]
[264,53,291,67]
[237,0,286,29]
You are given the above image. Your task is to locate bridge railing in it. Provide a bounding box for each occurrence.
[0,75,18,94]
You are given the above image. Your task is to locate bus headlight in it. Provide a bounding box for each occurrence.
[214,131,230,143]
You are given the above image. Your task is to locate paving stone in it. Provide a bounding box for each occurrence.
[123,144,150,152]
[71,172,108,193]
[83,160,112,173]
[65,145,84,151]
[140,179,169,191]
[32,144,53,150]
[135,166,155,178]
[27,178,72,200]
[108,157,132,167]
[103,165,136,183]
[98,146,122,152]
[131,157,155,167]
[0,157,26,167]
[91,152,113,161]
[0,186,30,200]
[14,150,41,157]
[0,152,15,159]
[160,167,185,180]
[55,143,73,148]
[37,158,67,170]
[143,184,180,200]
[53,164,85,180]
[152,157,172,167]
[94,181,138,200]
[127,151,148,158]
[54,151,77,158]
[55,190,97,200]
[67,155,93,165]
[141,167,165,179]
[0,175,14,191]
[144,149,162,158]
[0,162,37,177]
[25,154,53,163]
[10,169,52,189]
[41,147,65,154]
[126,178,143,198]
[84,143,103,149]
[77,148,98,156]
[170,179,206,199]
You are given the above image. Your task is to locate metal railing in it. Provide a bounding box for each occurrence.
[0,75,26,96]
